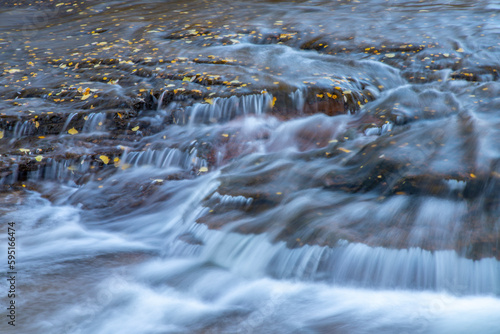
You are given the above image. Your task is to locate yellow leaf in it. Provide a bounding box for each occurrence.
[205,98,213,105]
[271,96,277,107]
[68,127,78,135]
[131,126,140,131]
[99,155,110,164]
[182,76,192,82]
[81,93,91,100]
[457,48,464,53]
[19,148,30,153]
[35,121,39,128]
[35,155,43,162]
[386,53,396,58]
[221,133,229,137]
[337,147,351,153]
[199,166,208,172]
[0,131,3,139]
[7,69,21,73]
[470,173,476,178]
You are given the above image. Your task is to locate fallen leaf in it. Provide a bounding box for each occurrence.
[131,126,140,131]
[35,155,43,162]
[99,155,110,164]
[199,166,208,172]
[68,127,78,135]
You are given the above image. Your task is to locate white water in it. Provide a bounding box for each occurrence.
[2,85,500,332]
[2,87,500,334]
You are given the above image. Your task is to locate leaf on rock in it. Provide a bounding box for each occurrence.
[68,127,78,135]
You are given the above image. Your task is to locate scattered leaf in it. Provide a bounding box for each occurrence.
[100,155,110,164]
[131,126,140,131]
[199,166,208,172]
[337,147,351,153]
[68,127,78,135]
[35,155,43,162]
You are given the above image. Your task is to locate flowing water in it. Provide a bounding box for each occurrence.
[1,0,500,333]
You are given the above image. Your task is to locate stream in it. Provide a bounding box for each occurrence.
[1,0,500,333]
